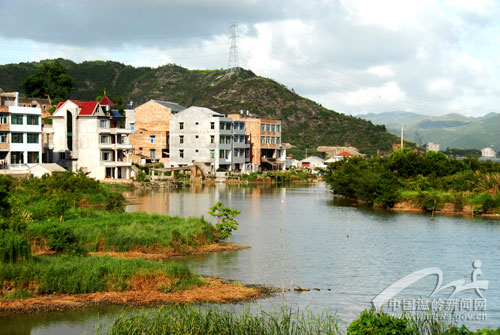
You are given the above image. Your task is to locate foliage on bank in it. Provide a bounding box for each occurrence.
[324,148,500,212]
[0,255,202,300]
[96,306,500,335]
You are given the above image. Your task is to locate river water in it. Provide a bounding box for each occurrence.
[2,183,500,334]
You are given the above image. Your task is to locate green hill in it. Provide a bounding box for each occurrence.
[360,111,500,150]
[0,59,403,156]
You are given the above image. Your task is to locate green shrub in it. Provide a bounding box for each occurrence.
[0,230,31,263]
[347,309,413,335]
[27,222,84,255]
[208,202,240,240]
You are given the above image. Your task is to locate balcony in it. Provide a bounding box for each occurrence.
[103,161,132,167]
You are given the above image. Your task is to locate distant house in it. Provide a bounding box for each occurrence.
[481,147,496,158]
[325,151,354,163]
[300,156,325,169]
[424,142,440,153]
[29,163,66,178]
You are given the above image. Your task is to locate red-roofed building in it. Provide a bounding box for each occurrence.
[98,94,115,107]
[336,151,354,157]
[49,99,133,179]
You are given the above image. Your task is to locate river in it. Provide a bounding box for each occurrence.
[2,182,499,334]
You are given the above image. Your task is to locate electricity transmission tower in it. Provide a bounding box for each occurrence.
[227,22,240,73]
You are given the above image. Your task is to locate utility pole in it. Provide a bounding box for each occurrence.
[227,22,240,73]
[400,124,404,149]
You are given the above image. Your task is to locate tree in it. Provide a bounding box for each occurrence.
[21,61,76,105]
[208,202,241,240]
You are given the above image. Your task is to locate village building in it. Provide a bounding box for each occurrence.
[481,147,496,158]
[325,151,354,163]
[129,99,185,164]
[50,96,133,179]
[228,111,286,171]
[0,91,42,170]
[169,106,251,172]
[423,142,440,153]
[300,156,326,169]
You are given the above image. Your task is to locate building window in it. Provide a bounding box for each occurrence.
[11,133,23,143]
[234,135,239,142]
[130,123,135,131]
[150,149,156,159]
[27,151,39,164]
[266,136,270,144]
[272,124,276,132]
[10,152,23,164]
[27,115,39,125]
[240,135,244,142]
[27,133,39,143]
[234,149,239,157]
[179,149,184,158]
[271,137,275,144]
[150,135,155,144]
[210,135,214,143]
[101,151,112,161]
[210,122,215,129]
[210,149,215,158]
[0,133,7,143]
[11,114,23,125]
[0,114,8,124]
[261,136,265,144]
[277,125,281,132]
[220,150,225,159]
[180,135,184,144]
[226,123,231,130]
[261,123,265,131]
[100,120,109,128]
[266,124,270,132]
[277,137,281,144]
[100,135,110,144]
[179,122,184,130]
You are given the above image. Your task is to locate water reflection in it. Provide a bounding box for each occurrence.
[3,183,500,333]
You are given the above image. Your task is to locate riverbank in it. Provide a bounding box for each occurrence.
[89,242,249,260]
[0,277,267,315]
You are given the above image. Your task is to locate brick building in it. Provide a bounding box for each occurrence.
[129,99,184,163]
[229,112,286,170]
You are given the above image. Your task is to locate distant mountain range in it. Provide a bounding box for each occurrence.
[0,58,402,156]
[359,111,500,150]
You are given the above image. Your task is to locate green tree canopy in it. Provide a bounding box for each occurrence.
[21,61,76,105]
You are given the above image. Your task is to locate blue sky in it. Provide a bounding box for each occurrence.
[1,0,500,117]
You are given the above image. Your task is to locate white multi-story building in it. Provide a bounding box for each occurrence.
[169,106,250,172]
[481,147,496,158]
[0,91,42,170]
[51,98,133,179]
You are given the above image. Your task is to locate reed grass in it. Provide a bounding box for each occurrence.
[0,255,202,299]
[27,211,216,253]
[95,306,340,335]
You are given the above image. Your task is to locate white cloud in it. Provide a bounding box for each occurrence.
[428,79,454,95]
[367,66,394,78]
[339,82,406,106]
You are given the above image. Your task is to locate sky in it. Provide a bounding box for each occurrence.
[1,0,500,117]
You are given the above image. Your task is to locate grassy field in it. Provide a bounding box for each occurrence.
[0,255,203,300]
[27,211,216,253]
[95,306,500,335]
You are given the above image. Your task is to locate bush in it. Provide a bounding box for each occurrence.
[347,309,413,335]
[27,222,85,255]
[0,230,31,263]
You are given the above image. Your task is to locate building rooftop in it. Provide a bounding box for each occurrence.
[180,106,224,117]
[151,100,185,112]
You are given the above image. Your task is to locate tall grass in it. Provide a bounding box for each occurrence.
[0,255,202,298]
[96,307,500,335]
[95,306,340,335]
[0,230,31,263]
[27,211,216,252]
